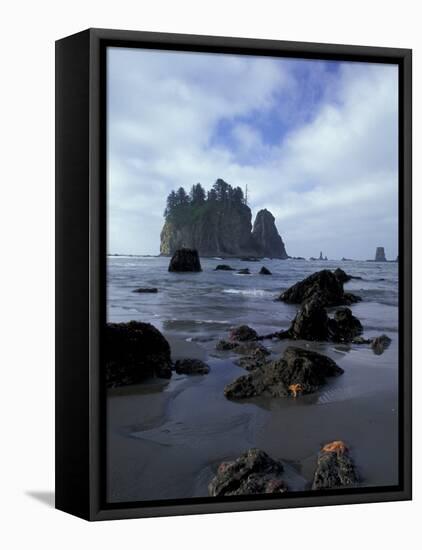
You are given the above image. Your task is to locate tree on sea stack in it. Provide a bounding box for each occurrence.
[168,248,202,272]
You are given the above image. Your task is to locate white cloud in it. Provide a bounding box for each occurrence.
[107,48,398,260]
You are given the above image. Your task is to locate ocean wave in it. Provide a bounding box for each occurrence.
[223,289,271,297]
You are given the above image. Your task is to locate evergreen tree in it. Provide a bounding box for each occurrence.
[213,178,230,201]
[207,188,217,202]
[164,190,178,218]
[190,183,206,205]
[233,186,244,204]
[175,186,189,206]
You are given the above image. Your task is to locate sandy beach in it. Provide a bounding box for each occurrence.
[107,330,398,502]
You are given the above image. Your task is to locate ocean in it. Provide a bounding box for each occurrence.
[106,256,399,503]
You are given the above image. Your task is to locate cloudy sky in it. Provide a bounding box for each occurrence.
[107,47,398,260]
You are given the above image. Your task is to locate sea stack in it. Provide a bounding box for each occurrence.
[251,209,288,259]
[168,248,202,272]
[375,247,387,262]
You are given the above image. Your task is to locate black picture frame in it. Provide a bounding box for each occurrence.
[55,28,412,521]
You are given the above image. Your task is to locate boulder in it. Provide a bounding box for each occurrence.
[216,340,270,356]
[224,346,343,399]
[215,264,235,271]
[106,322,172,387]
[235,348,271,371]
[174,359,210,375]
[329,308,363,343]
[229,325,258,342]
[133,287,158,293]
[312,441,358,490]
[288,295,330,341]
[168,248,202,272]
[259,266,272,275]
[278,269,359,307]
[208,448,287,496]
[333,268,351,283]
[371,334,392,355]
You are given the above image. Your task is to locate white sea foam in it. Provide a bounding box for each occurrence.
[223,288,269,297]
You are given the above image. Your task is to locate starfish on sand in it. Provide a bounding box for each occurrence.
[321,440,349,455]
[288,383,303,398]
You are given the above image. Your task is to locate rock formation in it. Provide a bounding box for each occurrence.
[106,322,172,387]
[168,248,202,272]
[375,247,387,262]
[251,209,288,259]
[259,266,272,275]
[208,448,287,496]
[224,346,343,399]
[174,359,210,375]
[312,441,358,490]
[278,269,361,307]
[160,179,288,258]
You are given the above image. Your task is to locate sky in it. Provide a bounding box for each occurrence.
[107,47,398,260]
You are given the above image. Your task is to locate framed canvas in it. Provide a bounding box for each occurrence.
[55,28,412,521]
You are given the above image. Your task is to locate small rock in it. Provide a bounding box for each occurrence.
[208,448,287,496]
[235,348,271,371]
[312,441,358,490]
[174,359,210,375]
[259,266,272,275]
[237,268,251,275]
[215,264,235,271]
[371,334,392,355]
[216,340,270,356]
[133,287,158,293]
[168,248,202,272]
[229,325,258,342]
[329,308,363,343]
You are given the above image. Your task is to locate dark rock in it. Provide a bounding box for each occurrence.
[371,334,392,355]
[375,247,387,262]
[278,269,359,307]
[215,264,235,271]
[343,292,362,304]
[352,336,372,345]
[312,441,358,490]
[334,268,351,283]
[329,308,363,343]
[168,248,202,272]
[259,266,272,275]
[224,346,343,399]
[288,295,330,341]
[133,287,158,293]
[174,359,210,375]
[235,348,271,371]
[106,322,172,387]
[216,340,270,357]
[237,268,251,275]
[229,325,258,342]
[208,448,287,496]
[252,209,288,259]
[241,257,260,262]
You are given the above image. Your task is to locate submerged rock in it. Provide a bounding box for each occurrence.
[224,346,343,399]
[215,264,235,271]
[312,441,358,490]
[174,359,210,375]
[106,322,172,387]
[278,269,360,307]
[208,448,287,496]
[237,268,251,275]
[229,325,258,342]
[168,248,202,272]
[371,334,392,355]
[133,287,158,293]
[259,266,272,275]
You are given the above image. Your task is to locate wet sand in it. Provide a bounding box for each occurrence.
[107,335,399,503]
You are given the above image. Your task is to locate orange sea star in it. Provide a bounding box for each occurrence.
[322,440,348,455]
[288,383,303,398]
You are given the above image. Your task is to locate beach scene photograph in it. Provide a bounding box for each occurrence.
[105,46,399,503]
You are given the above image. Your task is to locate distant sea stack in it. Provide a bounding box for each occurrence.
[160,179,288,258]
[375,247,387,262]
